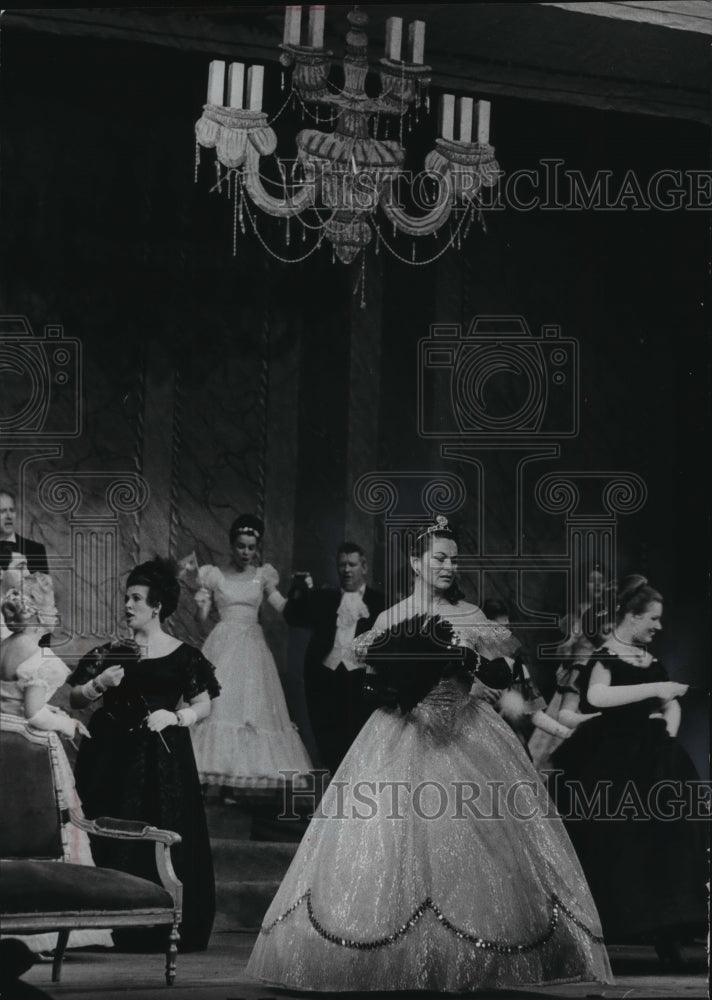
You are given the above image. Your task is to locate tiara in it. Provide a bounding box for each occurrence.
[235,525,261,540]
[414,515,450,543]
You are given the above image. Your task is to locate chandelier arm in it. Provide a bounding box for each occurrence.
[379,179,455,237]
[243,150,313,218]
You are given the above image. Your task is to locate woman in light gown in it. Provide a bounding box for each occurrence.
[185,515,312,794]
[0,574,112,954]
[246,519,613,993]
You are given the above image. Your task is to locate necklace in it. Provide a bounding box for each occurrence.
[606,636,650,666]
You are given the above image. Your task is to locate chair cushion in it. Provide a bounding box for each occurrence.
[0,861,174,913]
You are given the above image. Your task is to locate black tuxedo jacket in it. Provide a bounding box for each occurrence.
[1,534,49,575]
[284,585,386,676]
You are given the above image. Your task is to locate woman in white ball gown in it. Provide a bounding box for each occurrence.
[185,515,312,794]
[246,518,613,993]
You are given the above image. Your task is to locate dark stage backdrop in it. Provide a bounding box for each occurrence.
[0,24,708,771]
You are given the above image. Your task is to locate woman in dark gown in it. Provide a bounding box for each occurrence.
[551,576,707,969]
[69,557,220,952]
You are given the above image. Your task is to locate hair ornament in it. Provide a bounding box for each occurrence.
[234,525,261,540]
[414,515,450,543]
[1,588,38,622]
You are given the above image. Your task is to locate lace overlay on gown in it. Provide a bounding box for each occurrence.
[247,608,612,993]
[190,565,312,788]
[0,649,113,953]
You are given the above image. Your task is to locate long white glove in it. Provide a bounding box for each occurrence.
[26,705,85,738]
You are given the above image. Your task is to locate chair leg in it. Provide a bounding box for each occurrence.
[165,920,180,986]
[52,929,70,983]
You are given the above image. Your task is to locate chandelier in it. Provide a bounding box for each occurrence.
[194,5,501,292]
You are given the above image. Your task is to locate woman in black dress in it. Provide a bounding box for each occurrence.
[551,576,707,969]
[69,557,220,952]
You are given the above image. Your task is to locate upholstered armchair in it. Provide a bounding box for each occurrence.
[0,714,183,985]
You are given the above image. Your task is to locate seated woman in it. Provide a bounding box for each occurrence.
[69,557,220,953]
[246,519,612,993]
[0,574,112,954]
[550,575,708,969]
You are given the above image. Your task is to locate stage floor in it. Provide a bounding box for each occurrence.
[21,933,708,1000]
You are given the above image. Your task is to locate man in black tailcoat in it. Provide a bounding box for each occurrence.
[284,542,385,777]
[0,489,49,574]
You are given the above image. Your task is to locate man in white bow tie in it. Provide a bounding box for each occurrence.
[284,542,385,777]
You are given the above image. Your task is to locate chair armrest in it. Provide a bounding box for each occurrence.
[69,809,181,846]
[69,809,183,910]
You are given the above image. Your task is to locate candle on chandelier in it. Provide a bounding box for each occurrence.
[385,16,403,61]
[476,100,491,144]
[283,6,302,45]
[308,5,325,47]
[409,21,425,64]
[458,97,474,143]
[207,60,226,106]
[439,94,456,141]
[247,65,265,111]
[227,62,245,109]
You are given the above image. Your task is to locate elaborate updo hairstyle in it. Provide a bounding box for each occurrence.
[126,557,180,622]
[229,514,264,549]
[615,574,662,623]
[1,573,56,632]
[411,516,465,605]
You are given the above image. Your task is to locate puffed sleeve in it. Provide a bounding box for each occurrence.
[198,564,222,592]
[182,646,221,701]
[17,651,70,694]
